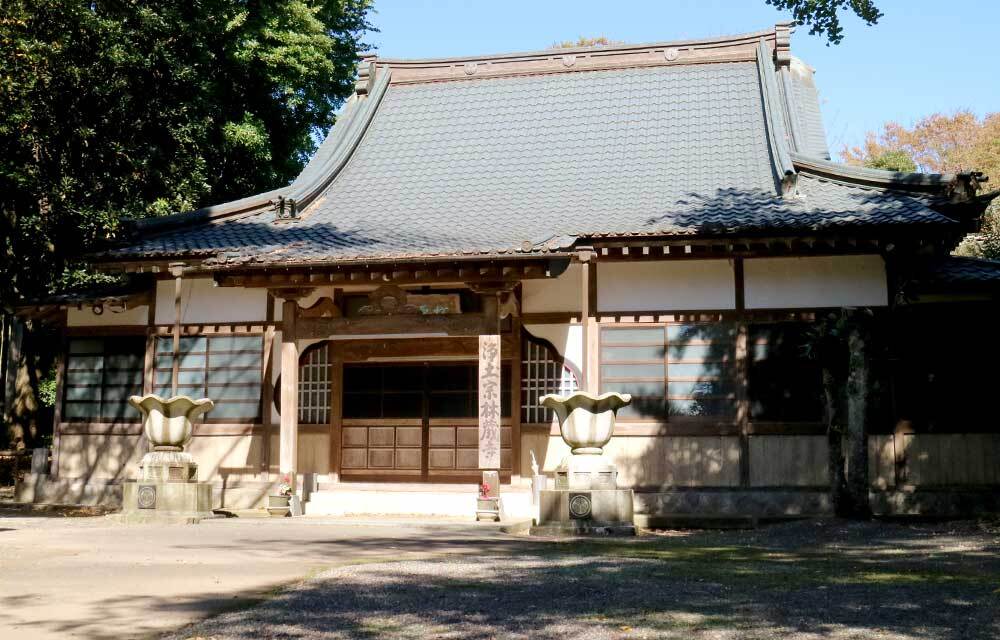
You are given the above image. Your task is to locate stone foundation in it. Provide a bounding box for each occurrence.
[634,489,834,520]
[531,488,636,536]
[120,481,215,524]
[15,474,279,510]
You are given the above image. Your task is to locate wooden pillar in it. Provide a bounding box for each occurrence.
[579,249,599,394]
[279,297,299,479]
[260,294,275,476]
[328,344,343,484]
[735,323,751,487]
[510,312,523,485]
[169,263,185,396]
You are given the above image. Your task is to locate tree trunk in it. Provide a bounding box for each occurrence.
[7,321,55,450]
[822,366,849,515]
[844,325,872,518]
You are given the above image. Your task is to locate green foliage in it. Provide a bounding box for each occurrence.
[0,0,373,308]
[37,364,57,408]
[765,0,882,44]
[864,150,917,173]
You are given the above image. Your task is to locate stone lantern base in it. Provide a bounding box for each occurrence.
[531,453,636,536]
[119,450,216,524]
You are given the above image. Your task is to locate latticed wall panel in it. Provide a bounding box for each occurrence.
[520,333,579,424]
[299,345,331,424]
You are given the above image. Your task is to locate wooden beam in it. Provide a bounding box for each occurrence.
[297,313,494,340]
[215,259,567,289]
[337,335,515,362]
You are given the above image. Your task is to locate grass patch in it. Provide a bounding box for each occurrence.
[536,537,1000,592]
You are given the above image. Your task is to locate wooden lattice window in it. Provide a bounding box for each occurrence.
[63,337,145,422]
[299,343,332,424]
[154,335,263,421]
[520,331,580,424]
[600,323,737,420]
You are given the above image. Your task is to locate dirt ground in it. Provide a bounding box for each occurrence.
[1,511,998,640]
[170,518,1000,640]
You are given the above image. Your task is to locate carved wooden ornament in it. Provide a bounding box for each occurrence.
[299,297,343,319]
[358,285,420,315]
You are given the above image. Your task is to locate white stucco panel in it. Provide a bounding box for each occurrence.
[67,304,149,327]
[523,323,583,374]
[155,278,267,324]
[597,260,735,312]
[521,264,582,313]
[744,255,888,309]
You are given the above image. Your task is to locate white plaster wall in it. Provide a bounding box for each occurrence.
[67,304,148,327]
[744,255,888,309]
[597,260,735,312]
[523,323,583,373]
[521,264,582,313]
[155,278,267,324]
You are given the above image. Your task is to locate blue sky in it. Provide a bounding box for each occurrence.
[367,0,998,157]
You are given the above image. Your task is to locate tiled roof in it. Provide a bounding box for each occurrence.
[100,27,968,268]
[914,256,1000,288]
[781,58,830,159]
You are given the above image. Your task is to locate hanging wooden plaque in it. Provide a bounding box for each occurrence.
[478,334,502,469]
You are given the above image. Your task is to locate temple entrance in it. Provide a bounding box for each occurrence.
[339,362,512,482]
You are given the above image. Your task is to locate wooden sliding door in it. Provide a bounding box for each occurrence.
[339,361,511,481]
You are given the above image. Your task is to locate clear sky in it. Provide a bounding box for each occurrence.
[367,0,999,158]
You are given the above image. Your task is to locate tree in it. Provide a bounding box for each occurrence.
[1,0,373,307]
[807,309,882,518]
[765,0,882,44]
[863,150,917,173]
[0,0,373,446]
[842,111,1000,259]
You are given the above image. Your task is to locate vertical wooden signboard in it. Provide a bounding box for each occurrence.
[478,334,502,469]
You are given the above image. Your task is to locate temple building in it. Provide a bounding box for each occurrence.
[17,24,1000,521]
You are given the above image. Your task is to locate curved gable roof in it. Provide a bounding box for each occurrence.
[99,24,972,269]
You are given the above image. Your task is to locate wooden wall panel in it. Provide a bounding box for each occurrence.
[868,434,896,489]
[519,433,741,487]
[267,432,331,475]
[749,435,829,487]
[906,434,1000,486]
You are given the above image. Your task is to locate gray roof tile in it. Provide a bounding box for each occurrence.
[107,59,957,266]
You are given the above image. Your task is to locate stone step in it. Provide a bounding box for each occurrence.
[304,485,533,519]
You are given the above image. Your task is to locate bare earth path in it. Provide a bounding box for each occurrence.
[1,512,999,640]
[0,512,527,640]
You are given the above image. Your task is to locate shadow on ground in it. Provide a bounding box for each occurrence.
[157,519,1000,640]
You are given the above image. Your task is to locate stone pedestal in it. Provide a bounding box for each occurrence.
[532,452,635,535]
[119,449,216,523]
[121,480,214,524]
[531,488,635,536]
[529,392,636,536]
[118,394,217,524]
